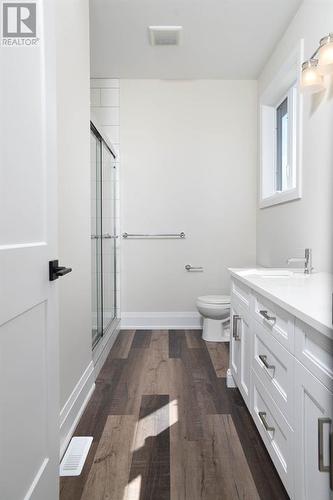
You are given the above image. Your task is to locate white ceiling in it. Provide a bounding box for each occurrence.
[90,0,302,79]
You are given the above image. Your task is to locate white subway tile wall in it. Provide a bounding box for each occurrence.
[91,78,119,89]
[100,88,119,107]
[90,88,101,107]
[103,125,120,144]
[91,107,119,126]
[90,78,121,319]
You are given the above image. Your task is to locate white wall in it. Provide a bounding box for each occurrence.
[257,1,333,272]
[120,80,257,320]
[56,0,93,443]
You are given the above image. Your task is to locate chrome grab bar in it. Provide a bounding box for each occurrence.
[122,232,185,239]
[185,264,203,272]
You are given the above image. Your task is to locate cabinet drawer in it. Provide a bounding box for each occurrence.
[253,292,294,352]
[252,370,294,497]
[253,320,294,426]
[295,319,333,392]
[231,279,251,310]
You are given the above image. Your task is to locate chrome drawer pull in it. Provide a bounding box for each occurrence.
[259,310,276,322]
[318,418,332,483]
[232,314,241,341]
[259,354,275,371]
[258,411,275,432]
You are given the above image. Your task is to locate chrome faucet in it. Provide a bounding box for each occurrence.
[287,248,313,274]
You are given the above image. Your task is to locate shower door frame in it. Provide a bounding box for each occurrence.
[90,121,117,349]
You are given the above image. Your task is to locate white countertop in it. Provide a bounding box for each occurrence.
[229,268,333,338]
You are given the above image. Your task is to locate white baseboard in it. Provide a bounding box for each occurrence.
[120,312,202,330]
[59,361,95,459]
[93,318,121,379]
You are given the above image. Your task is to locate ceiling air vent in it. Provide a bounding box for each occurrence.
[148,26,182,46]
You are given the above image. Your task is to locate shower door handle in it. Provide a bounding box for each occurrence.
[102,233,118,239]
[91,234,118,239]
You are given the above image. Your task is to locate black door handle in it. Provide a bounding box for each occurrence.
[49,260,72,281]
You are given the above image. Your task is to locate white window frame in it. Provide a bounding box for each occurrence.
[259,40,303,209]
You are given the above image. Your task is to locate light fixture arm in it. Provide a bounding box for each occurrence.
[309,46,320,61]
[303,32,333,65]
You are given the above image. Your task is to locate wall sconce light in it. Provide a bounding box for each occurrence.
[301,33,333,94]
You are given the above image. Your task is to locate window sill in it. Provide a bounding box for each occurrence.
[259,187,301,209]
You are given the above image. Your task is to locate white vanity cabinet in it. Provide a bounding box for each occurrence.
[229,272,333,500]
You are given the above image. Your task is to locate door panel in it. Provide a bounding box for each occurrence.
[0,0,59,498]
[1,303,48,499]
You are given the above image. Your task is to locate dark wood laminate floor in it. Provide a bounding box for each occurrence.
[60,330,289,500]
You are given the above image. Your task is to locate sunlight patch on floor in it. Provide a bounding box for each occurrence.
[123,474,142,500]
[131,399,178,452]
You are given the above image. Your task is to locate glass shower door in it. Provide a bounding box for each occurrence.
[91,123,117,348]
[91,130,103,347]
[101,143,117,331]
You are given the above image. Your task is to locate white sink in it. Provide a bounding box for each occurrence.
[258,270,293,278]
[236,269,305,279]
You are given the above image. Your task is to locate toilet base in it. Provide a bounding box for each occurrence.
[202,318,230,342]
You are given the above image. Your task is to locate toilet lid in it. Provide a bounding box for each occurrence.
[197,295,230,305]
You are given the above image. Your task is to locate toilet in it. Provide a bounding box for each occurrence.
[196,295,230,342]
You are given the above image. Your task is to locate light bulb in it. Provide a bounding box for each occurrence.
[301,59,325,94]
[318,34,333,75]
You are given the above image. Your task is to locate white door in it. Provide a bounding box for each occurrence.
[294,360,333,500]
[0,1,60,499]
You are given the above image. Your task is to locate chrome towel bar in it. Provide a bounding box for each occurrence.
[122,232,185,239]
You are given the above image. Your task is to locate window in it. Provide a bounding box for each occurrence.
[276,97,288,191]
[259,41,302,208]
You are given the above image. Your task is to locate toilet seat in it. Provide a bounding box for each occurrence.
[197,295,230,305]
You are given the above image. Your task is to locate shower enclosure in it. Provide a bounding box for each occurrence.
[90,122,117,348]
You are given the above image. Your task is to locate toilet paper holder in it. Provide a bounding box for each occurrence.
[185,264,204,272]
